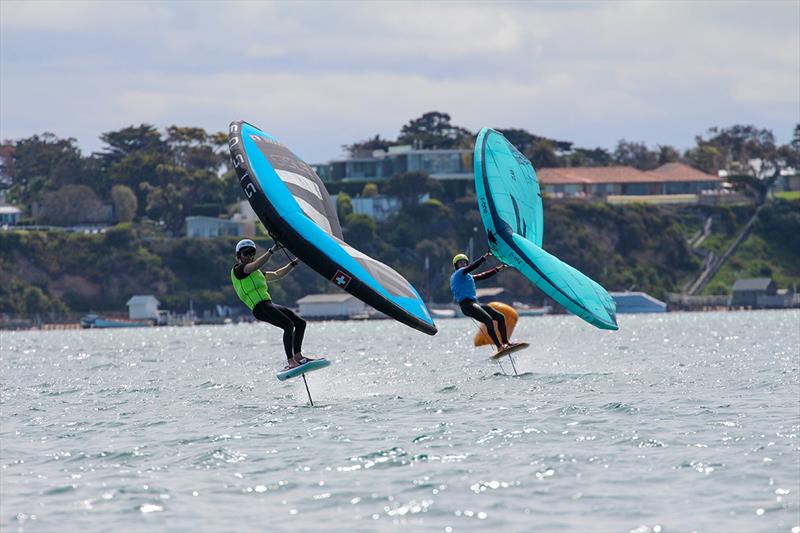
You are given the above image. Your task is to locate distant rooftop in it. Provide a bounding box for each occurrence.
[646,163,723,183]
[538,163,720,186]
[476,287,507,298]
[731,278,774,292]
[126,295,160,305]
[296,293,357,304]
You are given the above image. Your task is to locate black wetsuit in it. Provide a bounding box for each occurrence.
[453,257,509,348]
[233,262,306,361]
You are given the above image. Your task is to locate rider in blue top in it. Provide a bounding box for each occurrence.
[450,252,512,351]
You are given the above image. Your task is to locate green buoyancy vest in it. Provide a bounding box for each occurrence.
[231,268,271,310]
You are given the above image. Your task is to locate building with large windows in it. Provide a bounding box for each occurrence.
[537,163,723,198]
[321,145,473,182]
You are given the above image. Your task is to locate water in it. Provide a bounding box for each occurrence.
[1,311,799,532]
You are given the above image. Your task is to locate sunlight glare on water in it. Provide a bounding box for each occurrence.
[1,310,799,532]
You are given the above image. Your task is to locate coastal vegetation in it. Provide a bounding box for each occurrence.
[1,114,798,316]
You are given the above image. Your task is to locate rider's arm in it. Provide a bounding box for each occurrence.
[462,253,489,274]
[263,259,300,281]
[473,264,508,281]
[242,246,278,274]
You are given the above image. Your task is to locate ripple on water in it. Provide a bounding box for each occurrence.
[1,312,798,532]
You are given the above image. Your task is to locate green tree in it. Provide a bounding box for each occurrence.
[497,128,573,154]
[98,125,168,214]
[343,134,398,157]
[1,133,85,209]
[384,171,443,208]
[684,143,721,174]
[98,124,165,167]
[336,192,353,220]
[344,213,377,249]
[657,145,681,166]
[398,111,472,149]
[362,182,379,197]
[569,147,612,167]
[111,184,138,223]
[526,139,560,169]
[613,139,659,170]
[37,185,105,225]
[688,125,791,202]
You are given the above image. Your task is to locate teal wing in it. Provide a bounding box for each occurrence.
[508,234,617,330]
[479,128,544,247]
[474,127,618,330]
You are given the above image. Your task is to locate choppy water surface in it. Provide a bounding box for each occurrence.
[1,311,799,532]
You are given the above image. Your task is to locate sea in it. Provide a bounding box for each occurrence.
[1,310,799,532]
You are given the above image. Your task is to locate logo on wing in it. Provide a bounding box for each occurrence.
[332,270,352,289]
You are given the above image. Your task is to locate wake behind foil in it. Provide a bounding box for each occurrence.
[474,128,618,330]
[228,121,437,336]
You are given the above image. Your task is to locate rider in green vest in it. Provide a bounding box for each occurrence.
[231,239,315,371]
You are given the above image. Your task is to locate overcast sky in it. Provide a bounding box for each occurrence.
[1,1,798,163]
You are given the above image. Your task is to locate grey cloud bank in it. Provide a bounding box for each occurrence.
[1,1,798,162]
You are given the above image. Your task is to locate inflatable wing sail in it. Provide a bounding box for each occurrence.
[474,128,618,330]
[229,121,437,335]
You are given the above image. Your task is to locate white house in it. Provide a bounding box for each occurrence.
[0,206,22,225]
[185,216,254,238]
[610,291,666,313]
[296,293,367,319]
[126,295,160,320]
[351,195,402,222]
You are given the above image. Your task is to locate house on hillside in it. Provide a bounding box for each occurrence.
[0,206,22,225]
[127,295,160,320]
[185,216,254,238]
[610,291,666,313]
[729,278,797,309]
[319,145,473,182]
[296,293,368,319]
[475,287,515,306]
[729,278,776,308]
[537,163,723,200]
[351,195,402,222]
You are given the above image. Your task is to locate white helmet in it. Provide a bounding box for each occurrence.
[235,239,256,254]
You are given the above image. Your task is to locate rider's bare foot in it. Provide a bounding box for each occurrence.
[283,359,300,371]
[292,354,317,366]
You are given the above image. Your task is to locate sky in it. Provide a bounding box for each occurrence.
[1,1,798,163]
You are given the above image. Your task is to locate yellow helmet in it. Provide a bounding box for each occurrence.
[452,253,469,267]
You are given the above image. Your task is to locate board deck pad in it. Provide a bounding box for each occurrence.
[490,342,530,360]
[276,359,331,381]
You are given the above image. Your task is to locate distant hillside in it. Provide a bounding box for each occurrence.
[1,200,797,316]
[702,199,800,294]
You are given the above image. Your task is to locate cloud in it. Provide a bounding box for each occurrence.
[1,0,797,161]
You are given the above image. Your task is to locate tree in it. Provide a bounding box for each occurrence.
[98,125,169,213]
[98,124,165,166]
[37,185,104,225]
[526,139,560,169]
[111,184,138,223]
[657,145,681,166]
[398,111,472,149]
[1,133,85,208]
[343,134,398,157]
[780,124,800,168]
[690,125,792,203]
[496,128,573,154]
[384,171,443,207]
[362,183,379,197]
[613,140,659,170]
[684,142,721,174]
[569,147,612,167]
[336,192,353,220]
[166,126,226,173]
[344,213,377,250]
